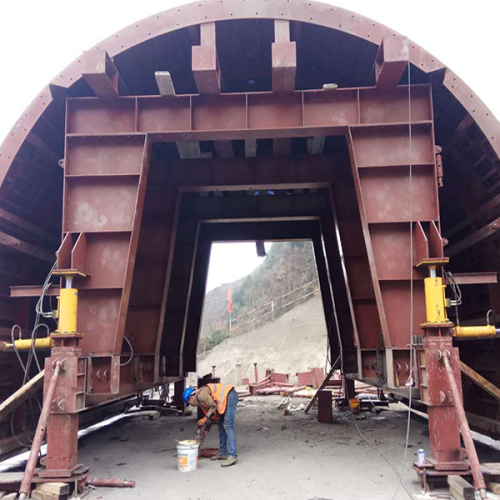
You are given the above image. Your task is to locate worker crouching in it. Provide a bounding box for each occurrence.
[183,384,238,467]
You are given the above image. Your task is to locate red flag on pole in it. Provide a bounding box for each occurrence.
[226,285,233,314]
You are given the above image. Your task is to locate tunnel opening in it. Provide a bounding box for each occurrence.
[196,240,328,387]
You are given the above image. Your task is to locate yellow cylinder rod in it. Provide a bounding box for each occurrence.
[451,325,497,338]
[424,275,448,324]
[57,288,78,334]
[13,337,52,350]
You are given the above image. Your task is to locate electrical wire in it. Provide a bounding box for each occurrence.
[445,270,462,324]
[120,335,134,366]
[350,410,414,499]
[8,263,56,451]
[390,46,416,500]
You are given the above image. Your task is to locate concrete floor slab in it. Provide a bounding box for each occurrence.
[78,398,446,500]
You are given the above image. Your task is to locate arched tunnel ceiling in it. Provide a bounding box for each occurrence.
[0,0,500,313]
[1,0,500,182]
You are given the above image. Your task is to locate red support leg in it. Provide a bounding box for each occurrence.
[40,339,85,478]
[422,336,464,469]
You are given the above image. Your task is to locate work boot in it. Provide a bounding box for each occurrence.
[210,453,229,461]
[221,456,238,467]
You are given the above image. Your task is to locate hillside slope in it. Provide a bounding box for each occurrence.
[200,241,319,351]
[197,295,328,385]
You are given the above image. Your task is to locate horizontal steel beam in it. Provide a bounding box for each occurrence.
[66,85,432,141]
[10,285,60,298]
[444,272,498,286]
[446,217,500,258]
[150,154,350,189]
[0,231,54,263]
[200,219,321,242]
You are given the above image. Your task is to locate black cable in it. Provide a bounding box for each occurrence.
[445,270,462,324]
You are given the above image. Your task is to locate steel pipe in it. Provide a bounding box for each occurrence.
[442,352,487,499]
[86,478,135,488]
[19,361,62,500]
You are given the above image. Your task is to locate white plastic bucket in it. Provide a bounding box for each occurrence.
[177,440,200,472]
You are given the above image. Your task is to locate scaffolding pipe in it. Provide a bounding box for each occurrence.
[442,352,487,499]
[18,361,62,500]
[86,478,135,488]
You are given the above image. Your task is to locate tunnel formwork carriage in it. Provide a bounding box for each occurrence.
[0,0,499,489]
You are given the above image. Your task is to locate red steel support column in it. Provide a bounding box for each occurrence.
[19,362,62,499]
[41,338,84,478]
[422,336,464,469]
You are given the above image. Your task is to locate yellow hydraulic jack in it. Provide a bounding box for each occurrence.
[0,275,80,352]
[421,266,453,328]
[55,275,79,336]
[421,265,499,338]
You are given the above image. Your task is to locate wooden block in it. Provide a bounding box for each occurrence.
[447,475,474,500]
[36,482,70,495]
[487,482,500,494]
[149,411,161,420]
[32,488,68,500]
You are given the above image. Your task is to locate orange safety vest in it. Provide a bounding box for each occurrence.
[200,383,234,419]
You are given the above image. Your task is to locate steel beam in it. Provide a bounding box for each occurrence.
[66,85,433,141]
[272,20,296,92]
[446,217,500,258]
[0,231,54,263]
[154,71,202,159]
[192,22,221,94]
[82,50,126,98]
[214,140,234,158]
[375,35,409,88]
[155,71,176,96]
[445,272,498,286]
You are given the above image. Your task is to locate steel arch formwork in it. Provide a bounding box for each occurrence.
[1,0,500,489]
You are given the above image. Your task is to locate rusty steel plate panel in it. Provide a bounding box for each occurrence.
[66,136,146,176]
[351,125,434,167]
[78,289,121,353]
[78,233,130,289]
[303,90,358,126]
[359,167,438,223]
[359,86,432,124]
[353,301,382,349]
[380,281,426,348]
[67,99,136,135]
[64,177,139,233]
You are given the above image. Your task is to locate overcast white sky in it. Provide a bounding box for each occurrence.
[1,0,499,290]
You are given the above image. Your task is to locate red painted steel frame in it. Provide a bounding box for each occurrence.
[38,82,464,477]
[61,84,436,393]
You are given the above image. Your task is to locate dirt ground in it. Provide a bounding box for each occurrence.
[75,396,500,500]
